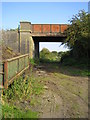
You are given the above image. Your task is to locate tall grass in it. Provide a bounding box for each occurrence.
[2,73,44,118]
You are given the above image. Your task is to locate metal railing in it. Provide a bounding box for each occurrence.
[1,54,29,89]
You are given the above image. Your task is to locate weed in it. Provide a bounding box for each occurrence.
[2,103,38,118]
[2,73,44,118]
[30,58,40,66]
[30,58,36,66]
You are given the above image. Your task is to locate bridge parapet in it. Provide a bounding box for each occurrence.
[19,22,68,34]
[32,24,68,34]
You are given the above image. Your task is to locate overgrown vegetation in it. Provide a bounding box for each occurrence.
[59,10,89,75]
[30,58,40,66]
[40,48,61,62]
[39,48,89,76]
[63,10,89,59]
[2,103,38,118]
[2,74,44,118]
[60,51,88,68]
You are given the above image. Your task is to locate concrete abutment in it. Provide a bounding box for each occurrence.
[19,21,35,58]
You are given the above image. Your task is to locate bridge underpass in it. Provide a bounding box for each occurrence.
[33,36,66,58]
[19,21,68,58]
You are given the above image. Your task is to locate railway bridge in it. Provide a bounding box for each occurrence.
[19,21,68,58]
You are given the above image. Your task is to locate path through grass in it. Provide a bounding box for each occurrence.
[2,62,88,118]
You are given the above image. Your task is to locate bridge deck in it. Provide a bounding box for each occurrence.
[32,32,66,37]
[32,24,68,36]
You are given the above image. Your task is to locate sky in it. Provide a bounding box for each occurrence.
[2,2,88,52]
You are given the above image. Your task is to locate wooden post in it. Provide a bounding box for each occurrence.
[4,61,8,89]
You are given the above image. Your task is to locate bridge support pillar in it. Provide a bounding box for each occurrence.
[34,41,39,58]
[19,21,34,58]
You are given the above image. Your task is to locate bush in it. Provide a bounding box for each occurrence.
[60,51,71,63]
[60,51,88,69]
[30,58,40,66]
[40,48,61,62]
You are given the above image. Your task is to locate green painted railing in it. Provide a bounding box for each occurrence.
[2,54,29,89]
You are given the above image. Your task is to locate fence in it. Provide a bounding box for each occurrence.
[1,54,29,89]
[0,63,3,89]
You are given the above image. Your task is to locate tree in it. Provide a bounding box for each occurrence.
[40,48,50,60]
[64,10,89,58]
[40,48,60,62]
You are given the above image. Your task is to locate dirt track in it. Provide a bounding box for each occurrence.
[27,63,88,118]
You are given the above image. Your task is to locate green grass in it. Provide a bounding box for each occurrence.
[42,61,88,77]
[2,74,44,118]
[60,65,89,76]
[30,58,40,66]
[30,97,41,106]
[60,55,89,76]
[2,103,38,118]
[39,57,89,77]
[53,72,69,79]
[3,75,44,101]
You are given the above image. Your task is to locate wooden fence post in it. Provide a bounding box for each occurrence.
[4,61,8,89]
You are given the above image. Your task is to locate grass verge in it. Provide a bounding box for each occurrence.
[2,103,38,118]
[2,74,44,118]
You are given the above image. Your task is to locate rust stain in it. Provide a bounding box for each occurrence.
[32,24,68,33]
[61,25,68,33]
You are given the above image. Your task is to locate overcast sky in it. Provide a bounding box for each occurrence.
[2,2,88,52]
